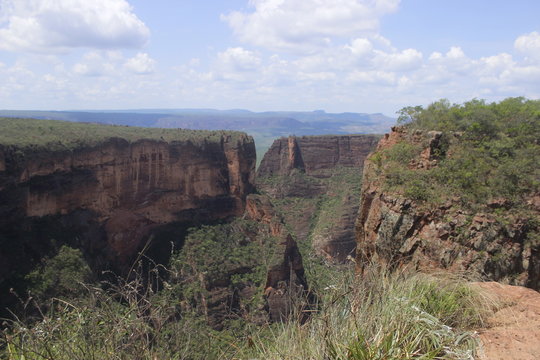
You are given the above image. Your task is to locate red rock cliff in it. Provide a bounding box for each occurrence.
[355,127,540,289]
[257,134,380,178]
[0,134,255,280]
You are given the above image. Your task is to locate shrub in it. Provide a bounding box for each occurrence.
[24,245,92,301]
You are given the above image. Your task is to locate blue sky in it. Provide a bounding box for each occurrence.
[0,0,539,116]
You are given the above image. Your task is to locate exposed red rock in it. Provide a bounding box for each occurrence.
[257,135,380,178]
[355,127,540,289]
[0,134,255,284]
[475,282,540,360]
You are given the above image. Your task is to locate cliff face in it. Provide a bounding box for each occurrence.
[0,135,255,287]
[356,127,540,289]
[257,135,380,261]
[258,135,380,178]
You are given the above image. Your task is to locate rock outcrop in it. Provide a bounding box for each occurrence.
[257,135,380,261]
[245,194,312,322]
[258,135,380,178]
[355,127,540,289]
[0,134,256,298]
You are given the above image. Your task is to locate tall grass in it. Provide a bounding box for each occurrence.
[1,262,246,360]
[249,264,493,360]
[1,262,493,360]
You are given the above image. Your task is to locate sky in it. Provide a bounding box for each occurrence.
[0,0,539,116]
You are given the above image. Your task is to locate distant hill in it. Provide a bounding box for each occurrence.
[0,109,395,161]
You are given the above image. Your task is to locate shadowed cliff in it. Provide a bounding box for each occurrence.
[0,118,256,314]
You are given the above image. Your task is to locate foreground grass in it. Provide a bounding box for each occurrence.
[249,265,491,360]
[1,263,492,360]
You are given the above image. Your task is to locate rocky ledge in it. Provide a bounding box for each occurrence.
[355,127,540,289]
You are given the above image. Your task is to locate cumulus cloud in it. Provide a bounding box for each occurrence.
[72,51,117,76]
[125,53,156,74]
[374,48,423,71]
[217,47,261,71]
[515,31,540,60]
[222,0,400,53]
[346,38,373,57]
[347,70,397,85]
[0,0,149,52]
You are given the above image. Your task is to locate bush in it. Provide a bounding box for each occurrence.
[384,97,540,209]
[24,245,92,300]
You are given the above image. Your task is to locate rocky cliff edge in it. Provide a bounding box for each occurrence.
[355,126,540,289]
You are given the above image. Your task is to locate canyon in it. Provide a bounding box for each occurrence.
[257,134,380,261]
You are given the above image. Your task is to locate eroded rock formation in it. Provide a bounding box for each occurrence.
[245,194,311,322]
[0,135,255,293]
[355,127,540,289]
[257,135,380,261]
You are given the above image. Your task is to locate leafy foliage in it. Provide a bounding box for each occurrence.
[24,245,92,301]
[384,98,540,209]
[167,219,276,318]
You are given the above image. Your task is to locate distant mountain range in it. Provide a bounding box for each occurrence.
[0,109,395,161]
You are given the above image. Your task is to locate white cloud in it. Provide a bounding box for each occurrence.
[515,31,540,60]
[374,48,423,71]
[347,70,397,85]
[222,0,400,53]
[217,47,261,71]
[346,38,373,57]
[0,0,149,53]
[125,53,156,74]
[72,51,116,76]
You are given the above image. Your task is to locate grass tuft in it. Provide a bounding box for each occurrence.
[250,264,492,360]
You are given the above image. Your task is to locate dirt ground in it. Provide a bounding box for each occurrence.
[474,282,540,360]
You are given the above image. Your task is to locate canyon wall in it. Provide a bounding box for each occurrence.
[258,135,380,178]
[257,135,380,261]
[0,134,256,290]
[355,127,540,289]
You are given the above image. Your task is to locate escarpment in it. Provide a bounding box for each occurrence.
[355,126,540,289]
[258,134,380,178]
[257,135,380,261]
[0,130,256,304]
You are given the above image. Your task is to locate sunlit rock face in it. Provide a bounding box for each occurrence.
[0,134,256,282]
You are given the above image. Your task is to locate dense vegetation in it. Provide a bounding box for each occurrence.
[377,97,539,210]
[0,117,245,155]
[2,219,275,359]
[257,166,364,263]
[2,255,490,359]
